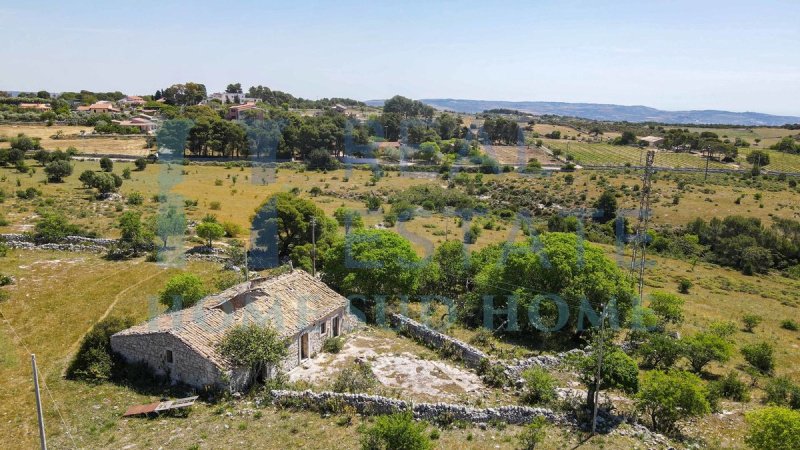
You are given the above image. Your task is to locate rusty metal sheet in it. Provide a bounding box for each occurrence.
[123,401,160,417]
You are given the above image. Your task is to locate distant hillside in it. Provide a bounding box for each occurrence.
[365,99,800,126]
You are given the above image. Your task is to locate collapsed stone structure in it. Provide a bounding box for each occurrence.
[111,269,357,391]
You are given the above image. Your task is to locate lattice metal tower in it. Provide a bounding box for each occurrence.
[629,150,656,299]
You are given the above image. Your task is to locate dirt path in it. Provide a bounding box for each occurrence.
[58,261,161,376]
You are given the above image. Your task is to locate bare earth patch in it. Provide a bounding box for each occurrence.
[288,332,486,402]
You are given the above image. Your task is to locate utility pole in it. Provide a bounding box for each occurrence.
[31,354,47,450]
[243,240,249,282]
[591,304,608,436]
[630,150,655,301]
[704,146,711,180]
[310,217,317,277]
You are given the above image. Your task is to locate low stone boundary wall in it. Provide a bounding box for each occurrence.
[270,389,561,425]
[1,233,115,253]
[389,313,489,368]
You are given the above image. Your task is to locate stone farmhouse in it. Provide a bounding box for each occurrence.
[111,269,357,391]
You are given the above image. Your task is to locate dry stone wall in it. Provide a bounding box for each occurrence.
[1,233,114,253]
[270,389,562,426]
[389,313,489,368]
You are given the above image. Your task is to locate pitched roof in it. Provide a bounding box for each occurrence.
[113,269,347,369]
[640,136,664,143]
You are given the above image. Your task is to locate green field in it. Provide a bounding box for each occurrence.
[543,139,800,173]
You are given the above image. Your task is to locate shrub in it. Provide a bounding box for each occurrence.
[638,333,682,370]
[109,211,155,259]
[209,201,221,210]
[478,359,509,387]
[32,212,83,243]
[122,167,131,179]
[305,149,339,171]
[332,361,377,393]
[360,411,432,450]
[66,316,135,381]
[520,367,557,405]
[158,273,207,310]
[516,416,547,450]
[16,187,41,199]
[742,314,763,332]
[44,160,73,182]
[99,157,113,172]
[635,370,710,433]
[708,320,737,339]
[677,277,692,294]
[322,337,344,353]
[781,319,799,331]
[745,407,800,450]
[217,324,288,383]
[221,221,243,238]
[682,331,733,373]
[709,371,750,402]
[648,291,685,326]
[741,342,775,375]
[127,191,144,205]
[764,377,800,409]
[134,158,147,171]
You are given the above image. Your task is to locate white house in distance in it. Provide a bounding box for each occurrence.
[206,92,258,104]
[112,114,158,133]
[77,100,121,114]
[118,95,146,107]
[639,136,665,147]
[110,269,357,391]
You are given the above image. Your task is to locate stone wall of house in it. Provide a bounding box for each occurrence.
[388,313,489,369]
[111,332,223,389]
[270,389,562,426]
[282,307,360,373]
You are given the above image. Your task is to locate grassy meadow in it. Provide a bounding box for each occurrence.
[0,124,150,156]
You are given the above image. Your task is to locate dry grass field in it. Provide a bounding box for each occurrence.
[0,124,150,156]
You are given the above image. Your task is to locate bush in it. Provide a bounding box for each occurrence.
[134,158,147,171]
[682,332,733,373]
[66,316,135,381]
[127,191,144,205]
[520,367,557,405]
[122,167,131,179]
[635,370,710,433]
[32,212,83,243]
[360,411,432,450]
[16,187,41,199]
[209,201,221,210]
[306,149,339,171]
[677,277,692,294]
[648,291,685,326]
[158,273,207,310]
[99,157,113,172]
[709,371,750,402]
[764,377,800,409]
[478,359,509,387]
[217,324,287,382]
[322,337,344,353]
[745,407,800,450]
[332,361,377,393]
[741,342,775,375]
[781,319,799,331]
[638,333,682,370]
[516,416,547,450]
[742,314,763,332]
[221,221,243,238]
[44,160,73,182]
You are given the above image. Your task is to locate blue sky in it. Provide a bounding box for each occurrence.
[1,0,798,115]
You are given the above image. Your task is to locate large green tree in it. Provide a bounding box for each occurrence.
[635,370,710,433]
[472,232,635,333]
[252,192,337,271]
[322,229,420,311]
